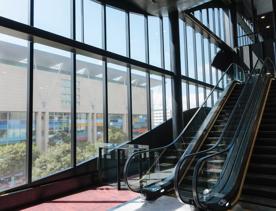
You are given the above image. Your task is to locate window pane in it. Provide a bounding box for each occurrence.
[214,8,220,37]
[179,19,186,76]
[194,10,201,20]
[182,81,188,111]
[202,9,208,26]
[32,44,72,180]
[84,0,102,47]
[198,86,205,106]
[108,63,128,143]
[204,38,210,84]
[189,83,197,108]
[76,55,104,164]
[187,26,195,78]
[76,0,82,41]
[163,17,171,70]
[0,34,28,191]
[106,7,126,56]
[0,0,29,24]
[210,43,217,85]
[148,16,162,67]
[165,77,172,119]
[132,69,148,138]
[130,13,146,62]
[224,11,232,47]
[218,70,223,88]
[196,32,203,81]
[208,8,214,32]
[206,88,213,107]
[150,74,163,127]
[34,0,71,38]
[220,9,225,41]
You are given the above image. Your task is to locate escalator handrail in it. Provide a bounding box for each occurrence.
[192,58,273,209]
[174,69,250,203]
[124,63,245,192]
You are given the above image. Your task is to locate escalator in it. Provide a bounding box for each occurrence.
[240,79,276,208]
[174,58,274,210]
[124,64,245,200]
[176,84,244,203]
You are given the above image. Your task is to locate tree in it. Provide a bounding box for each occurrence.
[108,127,128,144]
[0,142,40,178]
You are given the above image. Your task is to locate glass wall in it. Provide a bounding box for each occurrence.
[76,0,103,48]
[32,44,72,180]
[186,26,195,78]
[0,34,28,192]
[195,8,233,47]
[131,69,148,138]
[150,74,164,127]
[130,13,146,62]
[179,8,228,109]
[182,81,188,110]
[0,1,232,193]
[189,83,197,109]
[76,55,104,164]
[0,0,29,24]
[107,63,129,143]
[165,77,172,119]
[34,0,71,38]
[163,17,171,70]
[148,17,162,68]
[106,7,127,56]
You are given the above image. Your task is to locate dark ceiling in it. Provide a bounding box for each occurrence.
[103,0,214,16]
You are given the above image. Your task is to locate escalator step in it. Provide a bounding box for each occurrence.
[255,138,276,145]
[245,173,276,186]
[243,184,276,199]
[240,194,276,208]
[251,154,276,163]
[253,145,276,154]
[259,124,276,131]
[247,163,276,175]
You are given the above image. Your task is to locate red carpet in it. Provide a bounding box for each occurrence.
[22,186,139,211]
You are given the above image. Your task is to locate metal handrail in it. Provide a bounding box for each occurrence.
[124,63,245,192]
[192,58,273,209]
[174,68,250,203]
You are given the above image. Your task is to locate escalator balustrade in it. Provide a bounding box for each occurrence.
[240,80,276,208]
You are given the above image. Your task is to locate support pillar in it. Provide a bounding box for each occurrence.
[88,112,93,143]
[44,112,49,152]
[169,10,183,139]
[35,112,43,151]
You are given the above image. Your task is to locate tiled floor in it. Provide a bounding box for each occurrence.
[109,195,197,211]
[22,186,139,211]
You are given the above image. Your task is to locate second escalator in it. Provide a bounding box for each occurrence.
[176,83,244,204]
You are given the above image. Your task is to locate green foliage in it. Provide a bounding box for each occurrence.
[1,128,127,180]
[32,143,71,179]
[76,142,98,163]
[0,142,41,177]
[108,127,127,143]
